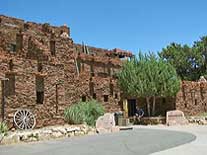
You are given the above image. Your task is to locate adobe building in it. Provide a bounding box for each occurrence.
[0,15,132,128]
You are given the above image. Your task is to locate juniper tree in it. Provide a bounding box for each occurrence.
[117,52,180,116]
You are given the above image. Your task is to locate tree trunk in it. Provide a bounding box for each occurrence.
[152,96,156,116]
[146,97,151,117]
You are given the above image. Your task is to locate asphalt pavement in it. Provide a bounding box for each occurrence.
[0,128,196,155]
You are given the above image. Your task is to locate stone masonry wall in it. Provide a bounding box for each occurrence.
[136,81,207,117]
[0,15,129,128]
[176,81,207,116]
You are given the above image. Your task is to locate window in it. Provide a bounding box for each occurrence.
[16,32,23,52]
[37,62,43,72]
[93,93,96,99]
[82,95,86,102]
[184,103,187,108]
[24,23,29,30]
[50,40,56,56]
[89,80,94,96]
[10,43,16,53]
[36,91,44,104]
[36,76,44,104]
[195,99,198,106]
[5,73,15,96]
[90,65,94,77]
[9,59,14,71]
[103,95,108,102]
[115,93,118,99]
[107,67,111,76]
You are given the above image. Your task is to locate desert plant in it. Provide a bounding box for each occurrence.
[64,100,104,126]
[0,122,8,135]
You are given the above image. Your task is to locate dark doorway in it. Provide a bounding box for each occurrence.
[127,99,136,117]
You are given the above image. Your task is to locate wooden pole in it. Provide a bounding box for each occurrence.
[1,79,8,121]
[55,84,58,114]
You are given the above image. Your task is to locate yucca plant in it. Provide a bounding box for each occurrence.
[64,100,104,126]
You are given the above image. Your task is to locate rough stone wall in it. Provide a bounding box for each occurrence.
[0,15,128,128]
[176,81,207,116]
[137,81,207,117]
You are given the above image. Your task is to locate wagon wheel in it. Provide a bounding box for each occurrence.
[14,109,36,130]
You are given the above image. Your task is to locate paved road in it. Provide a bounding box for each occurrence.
[135,125,207,155]
[0,128,195,155]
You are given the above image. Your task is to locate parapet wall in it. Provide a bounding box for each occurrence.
[0,15,70,39]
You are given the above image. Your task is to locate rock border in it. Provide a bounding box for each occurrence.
[0,124,96,145]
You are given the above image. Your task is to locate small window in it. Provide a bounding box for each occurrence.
[5,73,15,96]
[10,44,16,53]
[162,98,166,104]
[103,95,108,102]
[9,59,14,71]
[37,62,43,72]
[115,93,118,99]
[36,76,44,104]
[16,32,23,51]
[82,95,86,102]
[195,99,198,105]
[90,65,94,77]
[24,23,29,30]
[93,93,96,99]
[89,81,94,96]
[184,103,187,108]
[36,91,44,104]
[107,67,111,76]
[50,40,56,56]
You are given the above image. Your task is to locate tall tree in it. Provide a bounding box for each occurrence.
[193,36,207,77]
[159,37,207,81]
[117,52,180,116]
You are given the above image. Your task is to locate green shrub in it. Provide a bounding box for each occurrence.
[64,100,105,126]
[0,122,8,135]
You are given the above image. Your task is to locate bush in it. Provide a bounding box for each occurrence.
[64,100,105,126]
[0,122,8,135]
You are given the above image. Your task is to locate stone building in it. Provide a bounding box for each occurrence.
[0,15,132,128]
[1,15,206,129]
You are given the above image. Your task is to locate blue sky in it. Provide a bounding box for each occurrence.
[1,0,207,54]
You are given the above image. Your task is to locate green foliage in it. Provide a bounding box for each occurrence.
[0,122,8,135]
[117,52,180,116]
[159,36,207,81]
[64,100,104,126]
[118,52,180,98]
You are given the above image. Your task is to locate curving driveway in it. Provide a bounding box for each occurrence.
[0,128,196,155]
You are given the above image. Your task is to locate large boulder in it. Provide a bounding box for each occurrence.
[96,113,119,134]
[166,110,188,126]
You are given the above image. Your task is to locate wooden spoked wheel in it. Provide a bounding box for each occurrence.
[14,109,36,130]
